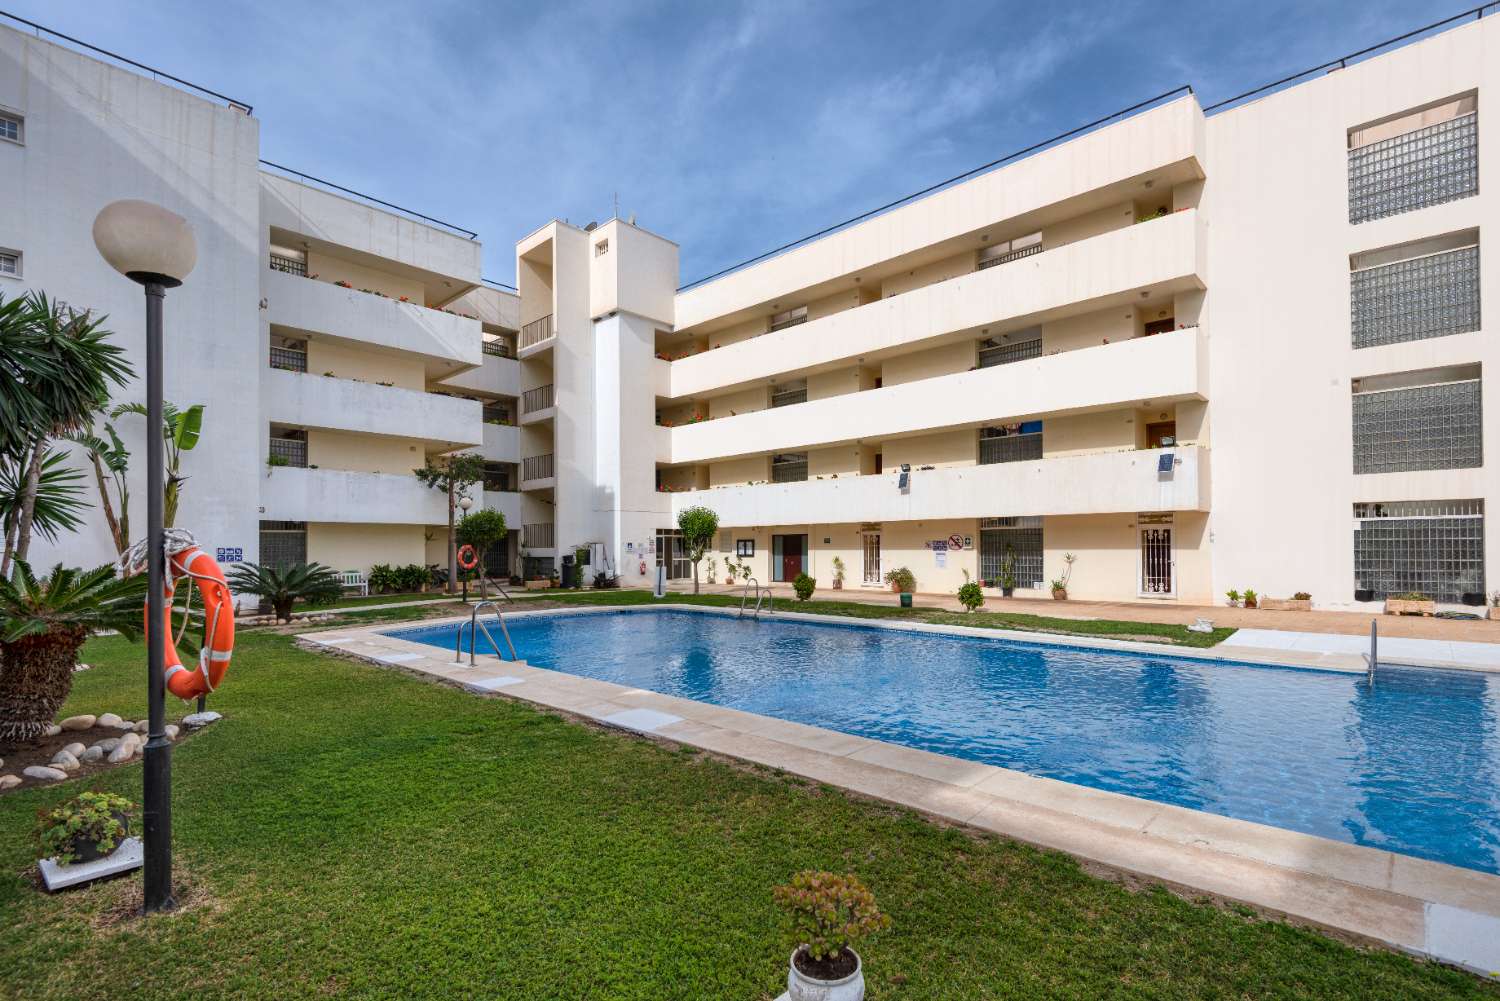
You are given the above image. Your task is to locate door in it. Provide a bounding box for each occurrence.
[1145,421,1177,448]
[772,534,806,582]
[862,534,881,584]
[1139,526,1175,597]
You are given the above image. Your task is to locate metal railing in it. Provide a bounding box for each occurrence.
[268,253,306,276]
[522,384,555,413]
[268,437,307,468]
[979,432,1043,465]
[738,577,774,619]
[771,456,808,483]
[258,160,478,239]
[522,454,555,482]
[519,314,554,349]
[978,337,1042,369]
[482,403,511,425]
[770,385,806,408]
[976,242,1043,271]
[482,338,515,358]
[454,601,517,665]
[269,345,307,373]
[522,523,555,549]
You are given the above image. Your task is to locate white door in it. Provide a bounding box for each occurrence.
[1139,526,1175,597]
[863,534,881,584]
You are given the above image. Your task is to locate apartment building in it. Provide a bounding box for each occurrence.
[1,23,521,580]
[4,11,1496,609]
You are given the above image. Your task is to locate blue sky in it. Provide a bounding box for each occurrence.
[7,0,1462,285]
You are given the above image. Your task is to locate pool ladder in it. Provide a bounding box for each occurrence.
[738,577,774,619]
[455,600,518,665]
[1363,618,1378,687]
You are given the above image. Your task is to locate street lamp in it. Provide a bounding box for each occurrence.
[93,199,197,914]
[457,494,473,601]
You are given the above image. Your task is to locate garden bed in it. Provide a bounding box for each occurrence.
[0,715,203,794]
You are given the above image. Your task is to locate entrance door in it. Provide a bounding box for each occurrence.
[772,534,806,582]
[863,534,881,584]
[1145,421,1177,448]
[1139,526,1175,597]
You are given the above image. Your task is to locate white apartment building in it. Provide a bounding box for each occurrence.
[4,13,1497,609]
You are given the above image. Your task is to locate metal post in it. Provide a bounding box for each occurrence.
[1368,618,1378,686]
[143,282,174,913]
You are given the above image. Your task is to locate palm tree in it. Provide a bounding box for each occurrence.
[0,561,148,743]
[0,449,88,550]
[65,419,131,556]
[226,561,343,623]
[112,401,204,529]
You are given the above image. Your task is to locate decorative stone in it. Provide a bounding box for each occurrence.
[61,742,85,757]
[44,724,62,737]
[79,746,105,763]
[133,719,149,734]
[23,765,68,781]
[50,751,80,771]
[59,715,96,731]
[182,711,223,728]
[94,737,121,753]
[74,662,92,673]
[0,775,20,790]
[164,724,180,740]
[106,743,137,764]
[98,712,128,729]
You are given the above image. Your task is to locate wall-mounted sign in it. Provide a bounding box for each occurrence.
[948,534,964,550]
[934,550,947,569]
[963,536,973,548]
[926,539,948,552]
[736,539,756,557]
[626,542,634,552]
[215,547,244,563]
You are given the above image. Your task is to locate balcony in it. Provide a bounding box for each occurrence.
[482,420,519,461]
[435,349,520,397]
[262,368,482,447]
[665,326,1206,465]
[482,489,522,529]
[520,384,556,425]
[522,522,556,551]
[521,453,555,490]
[518,314,555,357]
[665,208,1204,400]
[265,268,481,366]
[260,466,448,524]
[669,446,1208,526]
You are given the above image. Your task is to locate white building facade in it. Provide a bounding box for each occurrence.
[4,13,1497,609]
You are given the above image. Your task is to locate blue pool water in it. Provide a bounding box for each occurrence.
[389,609,1500,874]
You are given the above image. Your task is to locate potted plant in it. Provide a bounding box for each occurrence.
[1000,545,1017,598]
[1242,588,1258,609]
[1260,592,1313,611]
[831,556,846,591]
[1050,577,1067,601]
[884,567,916,608]
[35,791,136,866]
[773,870,890,1001]
[1225,589,1240,607]
[957,571,983,612]
[724,559,738,587]
[1489,591,1500,621]
[1385,591,1435,616]
[706,556,717,585]
[793,572,816,601]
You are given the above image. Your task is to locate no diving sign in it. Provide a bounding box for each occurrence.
[948,534,964,550]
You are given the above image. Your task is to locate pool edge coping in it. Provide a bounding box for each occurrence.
[302,605,1500,978]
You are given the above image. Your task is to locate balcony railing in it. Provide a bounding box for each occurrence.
[770,384,807,408]
[522,453,555,482]
[522,522,555,549]
[978,336,1042,369]
[771,454,808,483]
[976,241,1042,271]
[482,337,515,358]
[979,432,1043,465]
[268,437,308,468]
[268,253,306,277]
[482,403,512,425]
[520,314,554,349]
[269,345,307,373]
[522,384,555,413]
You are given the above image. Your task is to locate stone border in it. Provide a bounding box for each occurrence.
[301,604,1500,977]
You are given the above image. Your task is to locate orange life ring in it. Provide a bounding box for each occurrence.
[638,561,647,575]
[148,544,235,700]
[457,544,479,570]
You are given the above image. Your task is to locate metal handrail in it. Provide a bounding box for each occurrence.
[455,600,517,665]
[738,577,774,619]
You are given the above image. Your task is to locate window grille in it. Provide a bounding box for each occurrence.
[258,520,307,569]
[978,331,1042,368]
[522,523,555,549]
[269,252,307,276]
[1348,113,1477,224]
[980,517,1043,586]
[1353,500,1483,602]
[1352,379,1481,474]
[771,453,808,483]
[979,427,1043,464]
[268,436,307,467]
[269,345,307,372]
[1351,244,1479,348]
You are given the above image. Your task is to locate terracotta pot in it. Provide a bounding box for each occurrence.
[1051,588,1067,601]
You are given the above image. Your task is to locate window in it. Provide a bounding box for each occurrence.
[977,232,1042,270]
[259,521,307,570]
[0,111,21,144]
[0,250,18,277]
[1353,500,1484,603]
[1350,232,1479,348]
[483,462,513,492]
[1352,369,1482,474]
[979,423,1043,464]
[771,453,808,483]
[1348,94,1477,224]
[736,539,755,557]
[769,305,807,332]
[770,379,807,408]
[978,327,1041,368]
[595,239,609,257]
[980,517,1043,587]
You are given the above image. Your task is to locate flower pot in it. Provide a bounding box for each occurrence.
[64,810,130,865]
[788,947,864,1001]
[1462,592,1486,607]
[1488,607,1500,621]
[1384,598,1435,617]
[899,592,912,608]
[1259,598,1311,611]
[1051,588,1067,601]
[1001,586,1014,598]
[1354,588,1375,603]
[833,579,843,590]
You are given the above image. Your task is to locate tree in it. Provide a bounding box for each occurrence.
[0,449,89,554]
[66,418,131,556]
[0,560,148,742]
[413,453,486,593]
[676,505,719,595]
[0,292,132,576]
[111,400,203,529]
[226,561,343,623]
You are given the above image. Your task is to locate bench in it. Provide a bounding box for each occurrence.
[338,571,368,597]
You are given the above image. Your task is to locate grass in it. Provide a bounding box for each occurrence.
[506,588,1240,648]
[1,629,1492,999]
[319,590,447,610]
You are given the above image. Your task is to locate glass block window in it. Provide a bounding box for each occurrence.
[978,328,1042,368]
[771,452,808,483]
[1348,112,1477,224]
[259,520,307,570]
[979,425,1043,464]
[1352,379,1481,474]
[1353,500,1484,602]
[1351,244,1479,348]
[980,517,1043,586]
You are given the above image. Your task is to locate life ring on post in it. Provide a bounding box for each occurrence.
[457,544,479,570]
[122,530,235,701]
[638,560,647,576]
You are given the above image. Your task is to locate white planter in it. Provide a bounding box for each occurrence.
[786,947,863,1001]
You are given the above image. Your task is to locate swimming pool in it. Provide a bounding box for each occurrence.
[389,608,1500,875]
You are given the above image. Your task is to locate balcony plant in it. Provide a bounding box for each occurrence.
[1242,589,1258,609]
[884,566,916,608]
[1260,592,1313,612]
[773,870,890,1000]
[793,573,816,602]
[35,791,137,866]
[1385,591,1435,617]
[1225,589,1240,607]
[831,556,846,591]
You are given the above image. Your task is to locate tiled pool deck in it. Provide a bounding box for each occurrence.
[302,605,1500,978]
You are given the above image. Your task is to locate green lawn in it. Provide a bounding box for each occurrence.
[0,629,1490,999]
[508,588,1239,648]
[321,590,447,610]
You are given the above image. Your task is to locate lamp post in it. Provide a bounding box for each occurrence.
[92,200,197,914]
[458,494,473,601]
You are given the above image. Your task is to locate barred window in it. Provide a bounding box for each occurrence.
[1352,377,1481,474]
[980,517,1043,586]
[259,520,307,570]
[1353,500,1484,603]
[1348,101,1477,224]
[1351,242,1479,348]
[268,434,308,468]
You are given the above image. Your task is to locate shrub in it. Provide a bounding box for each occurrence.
[831,556,846,585]
[1395,591,1429,601]
[1242,588,1258,607]
[1225,589,1240,604]
[1292,591,1312,601]
[793,573,816,601]
[395,563,429,593]
[883,566,916,594]
[773,871,890,970]
[957,580,983,612]
[35,791,136,865]
[368,563,398,594]
[226,562,343,622]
